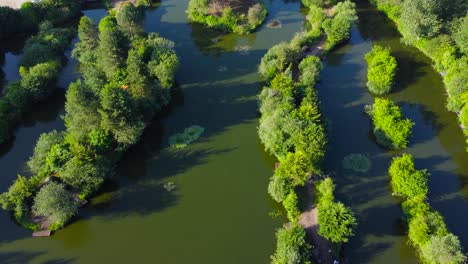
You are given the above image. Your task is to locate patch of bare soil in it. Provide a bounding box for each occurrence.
[208,0,257,16]
[0,0,29,9]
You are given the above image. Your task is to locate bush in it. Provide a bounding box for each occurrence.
[32,182,78,227]
[388,154,429,199]
[301,0,323,7]
[46,143,72,173]
[275,151,312,187]
[408,211,448,248]
[268,175,292,203]
[259,42,299,81]
[453,13,468,55]
[28,130,64,174]
[368,98,414,149]
[365,45,397,95]
[61,158,106,198]
[322,0,358,49]
[316,177,335,206]
[298,56,322,86]
[271,225,311,264]
[317,201,357,243]
[283,191,301,222]
[0,175,33,211]
[186,0,266,34]
[420,234,467,264]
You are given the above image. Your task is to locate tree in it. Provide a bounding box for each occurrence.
[316,177,335,206]
[408,212,448,247]
[365,45,397,95]
[421,234,467,264]
[45,143,72,172]
[64,80,101,142]
[388,154,429,199]
[268,175,291,203]
[20,61,59,100]
[271,225,311,264]
[28,130,64,174]
[275,151,312,187]
[298,56,322,86]
[0,7,23,39]
[322,0,358,48]
[72,16,99,66]
[369,98,414,149]
[453,12,468,55]
[97,16,129,78]
[400,0,442,40]
[116,3,144,38]
[32,182,78,226]
[0,175,33,212]
[283,190,300,222]
[61,158,106,197]
[317,202,357,243]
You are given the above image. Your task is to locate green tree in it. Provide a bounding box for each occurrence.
[32,182,78,226]
[368,98,414,149]
[97,16,129,78]
[298,56,322,86]
[0,175,33,212]
[271,225,311,264]
[388,153,429,199]
[283,190,300,222]
[365,45,397,95]
[317,201,357,243]
[400,0,442,40]
[268,175,292,203]
[322,0,358,48]
[72,16,99,66]
[45,143,72,172]
[453,12,468,55]
[64,80,101,142]
[316,177,335,206]
[116,3,144,38]
[275,151,312,187]
[408,212,448,247]
[421,234,467,264]
[61,158,106,198]
[28,130,64,174]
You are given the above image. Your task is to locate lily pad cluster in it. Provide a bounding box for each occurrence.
[342,153,371,173]
[169,125,205,149]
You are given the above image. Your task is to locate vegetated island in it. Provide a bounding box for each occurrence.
[0,0,84,145]
[0,2,179,234]
[389,154,466,264]
[369,0,468,152]
[187,0,267,34]
[366,97,414,150]
[258,0,358,263]
[365,44,397,95]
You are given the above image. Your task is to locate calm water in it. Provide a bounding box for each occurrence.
[0,0,467,263]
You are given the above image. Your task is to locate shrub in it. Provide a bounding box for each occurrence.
[259,42,299,81]
[28,130,64,174]
[61,158,106,198]
[283,191,301,222]
[271,225,311,264]
[388,154,429,199]
[316,177,335,206]
[0,175,33,211]
[420,234,467,264]
[275,151,312,187]
[301,0,323,7]
[365,45,397,95]
[298,56,322,86]
[322,0,358,48]
[268,175,291,203]
[317,201,357,243]
[32,182,78,227]
[453,13,468,55]
[368,98,414,149]
[408,212,448,247]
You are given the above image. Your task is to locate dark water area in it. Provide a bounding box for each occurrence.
[319,0,468,262]
[0,0,467,263]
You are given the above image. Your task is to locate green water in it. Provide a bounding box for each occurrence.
[1,0,467,263]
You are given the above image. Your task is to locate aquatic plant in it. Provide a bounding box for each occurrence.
[342,153,371,173]
[163,182,176,192]
[169,125,205,149]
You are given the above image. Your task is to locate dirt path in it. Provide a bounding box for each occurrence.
[303,4,334,58]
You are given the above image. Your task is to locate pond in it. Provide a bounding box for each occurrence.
[0,0,467,263]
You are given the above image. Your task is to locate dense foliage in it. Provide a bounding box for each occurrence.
[0,4,179,230]
[322,0,358,49]
[259,3,358,260]
[366,98,414,149]
[316,178,356,244]
[186,0,267,34]
[0,0,81,40]
[370,0,468,151]
[365,45,397,95]
[388,154,466,264]
[271,225,311,264]
[0,22,75,144]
